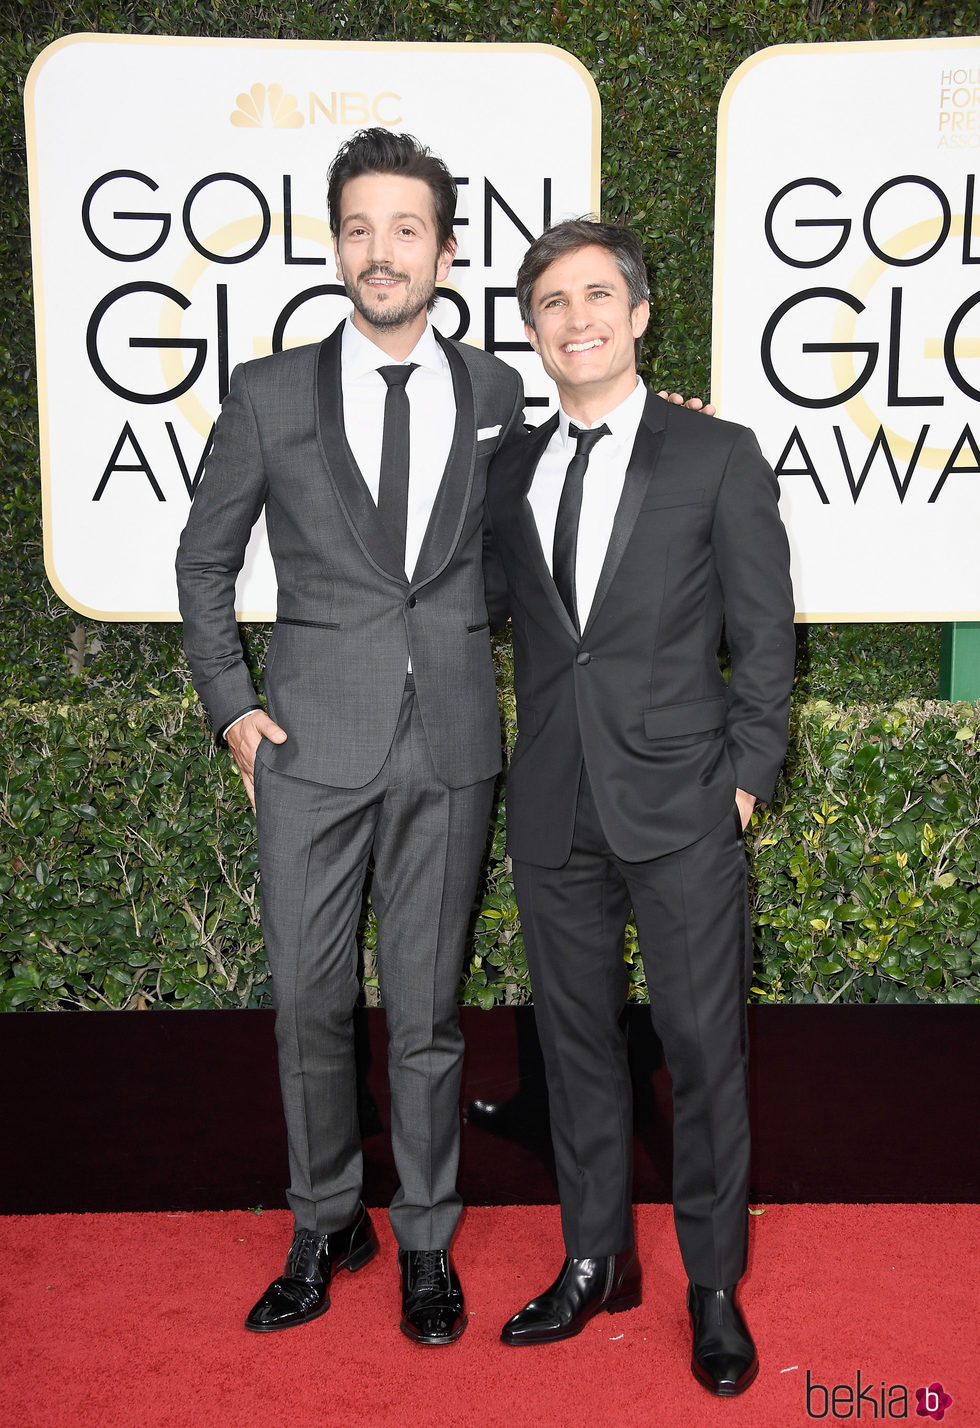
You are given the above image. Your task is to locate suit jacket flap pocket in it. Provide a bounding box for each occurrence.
[640,485,704,512]
[643,695,727,740]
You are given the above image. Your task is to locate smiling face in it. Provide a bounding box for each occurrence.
[333,172,456,353]
[524,243,650,422]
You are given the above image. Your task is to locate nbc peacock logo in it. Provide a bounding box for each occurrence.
[230,83,304,129]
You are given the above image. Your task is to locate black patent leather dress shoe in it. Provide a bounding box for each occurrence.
[244,1204,378,1332]
[500,1250,642,1345]
[398,1249,467,1345]
[688,1282,759,1396]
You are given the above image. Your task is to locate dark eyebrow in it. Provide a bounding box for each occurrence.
[341,210,429,228]
[535,281,614,305]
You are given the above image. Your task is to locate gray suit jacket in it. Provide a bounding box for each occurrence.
[176,319,525,789]
[486,388,796,866]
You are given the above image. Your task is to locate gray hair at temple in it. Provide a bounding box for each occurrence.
[515,217,651,329]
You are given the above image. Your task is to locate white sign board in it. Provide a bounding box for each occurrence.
[714,38,980,620]
[26,35,599,619]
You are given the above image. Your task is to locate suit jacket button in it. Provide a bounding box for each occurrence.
[407,595,417,608]
[576,651,591,665]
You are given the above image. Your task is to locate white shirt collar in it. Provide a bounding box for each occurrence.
[341,314,445,379]
[557,377,645,447]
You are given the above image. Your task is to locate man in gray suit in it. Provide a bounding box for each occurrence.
[176,129,524,1345]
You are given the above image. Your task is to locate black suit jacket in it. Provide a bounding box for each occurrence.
[486,387,796,866]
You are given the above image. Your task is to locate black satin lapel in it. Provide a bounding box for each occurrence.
[520,413,559,499]
[581,392,666,636]
[518,414,579,639]
[315,322,407,582]
[412,334,475,587]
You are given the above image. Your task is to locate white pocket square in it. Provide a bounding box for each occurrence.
[477,425,501,440]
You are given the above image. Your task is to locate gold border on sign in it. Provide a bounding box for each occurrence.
[25,33,601,621]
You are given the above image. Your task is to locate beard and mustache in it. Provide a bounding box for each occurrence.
[341,262,438,331]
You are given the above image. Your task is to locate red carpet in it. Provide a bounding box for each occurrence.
[1,1204,976,1427]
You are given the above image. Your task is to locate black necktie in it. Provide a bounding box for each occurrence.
[552,422,610,631]
[377,364,418,568]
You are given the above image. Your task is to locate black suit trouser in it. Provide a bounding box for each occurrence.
[513,770,752,1288]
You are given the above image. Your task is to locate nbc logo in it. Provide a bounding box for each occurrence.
[231,83,304,129]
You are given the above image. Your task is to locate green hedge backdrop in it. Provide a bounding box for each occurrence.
[2,0,978,1008]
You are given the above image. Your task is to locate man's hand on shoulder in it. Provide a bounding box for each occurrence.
[658,390,716,417]
[226,710,287,811]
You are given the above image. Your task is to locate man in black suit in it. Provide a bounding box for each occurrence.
[176,130,524,1344]
[486,219,795,1395]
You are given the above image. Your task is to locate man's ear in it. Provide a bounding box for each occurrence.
[631,300,651,341]
[524,321,539,354]
[436,234,457,283]
[333,238,343,283]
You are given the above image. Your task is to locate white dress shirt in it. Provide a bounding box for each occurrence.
[224,317,455,736]
[527,379,646,628]
[340,316,455,581]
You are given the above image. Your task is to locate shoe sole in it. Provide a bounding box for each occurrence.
[244,1228,380,1333]
[245,1297,332,1333]
[500,1289,642,1346]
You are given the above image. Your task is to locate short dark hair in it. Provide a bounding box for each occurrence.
[327,128,457,251]
[516,217,650,327]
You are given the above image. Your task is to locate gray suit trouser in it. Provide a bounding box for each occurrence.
[254,679,495,1249]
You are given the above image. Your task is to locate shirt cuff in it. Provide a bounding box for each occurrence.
[221,707,262,740]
